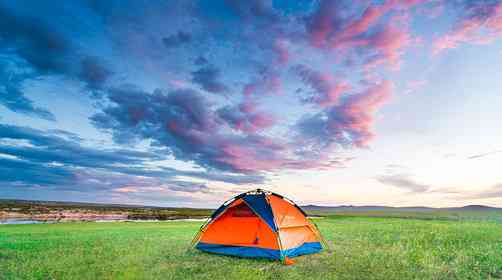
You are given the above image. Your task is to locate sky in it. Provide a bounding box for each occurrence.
[1,0,502,208]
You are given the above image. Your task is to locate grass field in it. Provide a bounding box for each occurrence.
[1,217,502,280]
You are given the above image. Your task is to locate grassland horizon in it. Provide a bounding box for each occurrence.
[2,199,502,224]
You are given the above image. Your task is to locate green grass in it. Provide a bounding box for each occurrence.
[1,217,502,279]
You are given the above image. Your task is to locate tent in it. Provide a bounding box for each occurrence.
[192,189,325,263]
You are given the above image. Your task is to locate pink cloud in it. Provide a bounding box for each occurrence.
[101,82,392,174]
[115,186,139,193]
[242,72,282,97]
[238,98,257,114]
[344,80,393,114]
[387,0,432,9]
[232,112,275,134]
[218,99,276,134]
[318,80,351,107]
[273,38,289,65]
[335,4,389,44]
[93,3,410,175]
[242,83,257,96]
[295,65,351,107]
[249,113,275,130]
[433,19,486,54]
[295,81,393,159]
[308,0,424,50]
[216,137,286,172]
[306,0,341,48]
[433,2,502,54]
[417,1,445,19]
[335,80,393,147]
[215,136,350,172]
[304,1,416,71]
[363,24,412,70]
[309,76,351,107]
[265,74,282,95]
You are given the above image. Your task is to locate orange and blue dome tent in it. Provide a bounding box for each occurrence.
[192,189,326,264]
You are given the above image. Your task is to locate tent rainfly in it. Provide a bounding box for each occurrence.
[192,189,326,264]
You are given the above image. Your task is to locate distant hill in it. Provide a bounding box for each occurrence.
[300,204,502,212]
[0,199,209,211]
[446,205,502,211]
[2,199,500,214]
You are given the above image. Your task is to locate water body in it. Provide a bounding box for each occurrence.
[0,218,207,225]
[0,219,46,225]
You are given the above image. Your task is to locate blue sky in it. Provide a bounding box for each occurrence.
[1,0,502,207]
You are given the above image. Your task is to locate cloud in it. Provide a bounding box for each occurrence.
[242,71,282,97]
[0,3,113,119]
[217,101,275,133]
[91,88,285,172]
[91,82,376,173]
[91,85,279,172]
[0,123,163,171]
[194,56,208,65]
[163,167,264,185]
[0,157,75,187]
[433,1,502,54]
[445,183,502,200]
[222,0,278,24]
[0,124,265,193]
[162,31,192,49]
[305,1,415,49]
[377,174,431,193]
[332,3,390,46]
[273,38,289,65]
[461,183,502,199]
[0,65,55,121]
[79,56,113,91]
[385,163,407,170]
[294,64,351,107]
[297,80,393,149]
[1,0,451,187]
[361,23,412,70]
[0,4,71,73]
[305,1,416,70]
[305,0,343,48]
[166,181,209,193]
[111,179,211,195]
[191,66,229,94]
[91,86,217,145]
[467,150,502,160]
[0,4,69,119]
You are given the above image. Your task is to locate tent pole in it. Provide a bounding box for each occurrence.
[190,217,211,247]
[309,219,330,250]
[266,195,287,263]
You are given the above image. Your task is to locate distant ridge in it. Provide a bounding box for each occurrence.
[447,205,502,211]
[0,198,210,210]
[1,199,500,212]
[300,204,502,212]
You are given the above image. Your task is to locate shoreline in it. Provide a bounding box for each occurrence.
[0,217,208,225]
[0,210,209,224]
